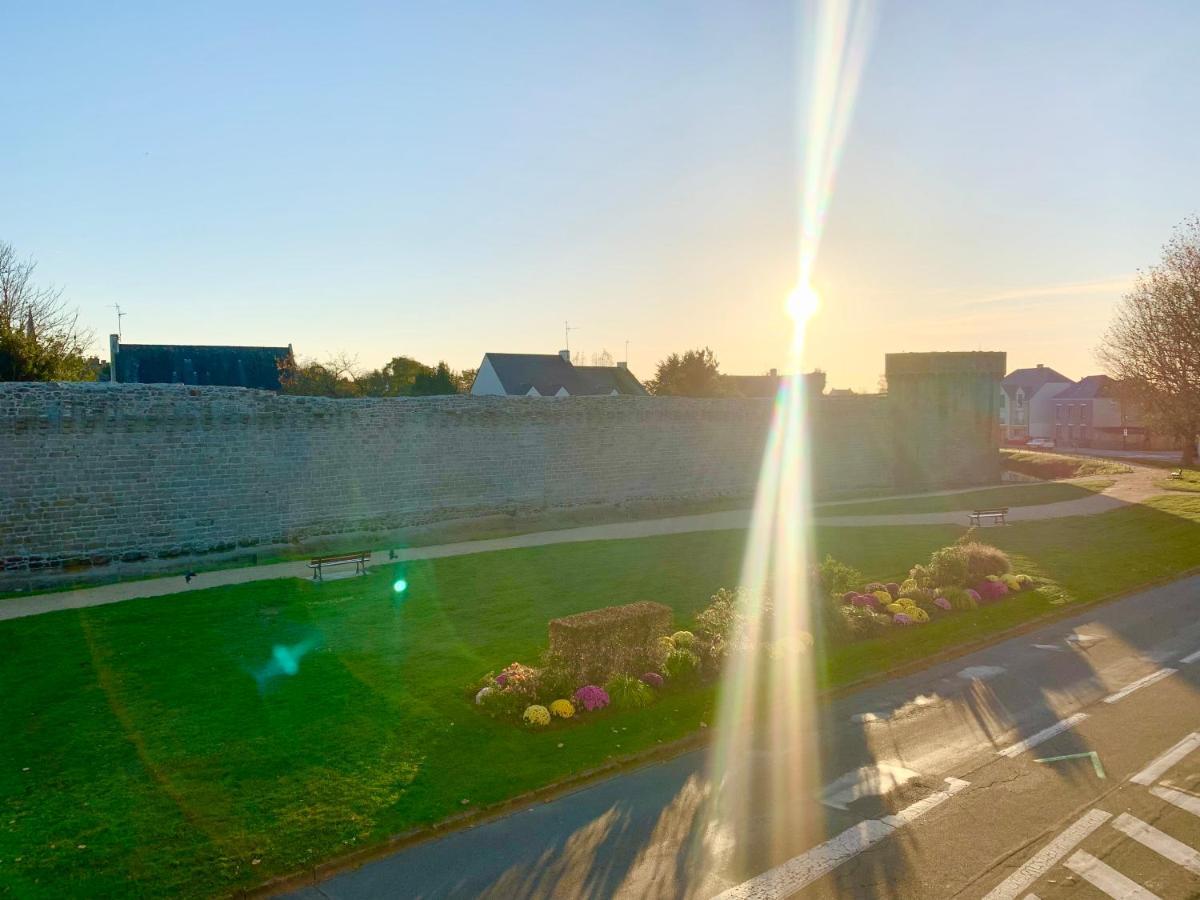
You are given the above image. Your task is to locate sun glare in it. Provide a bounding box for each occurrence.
[787,280,821,324]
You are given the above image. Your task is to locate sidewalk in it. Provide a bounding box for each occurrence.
[0,467,1166,623]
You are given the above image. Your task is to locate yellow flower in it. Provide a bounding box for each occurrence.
[873,590,892,605]
[912,608,930,623]
[549,699,575,719]
[522,705,551,727]
[886,602,904,614]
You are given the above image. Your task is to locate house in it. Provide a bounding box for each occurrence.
[109,335,292,391]
[470,350,649,397]
[1052,375,1177,450]
[720,369,827,398]
[999,364,1073,441]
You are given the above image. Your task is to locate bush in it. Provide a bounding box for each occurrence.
[926,542,1010,587]
[534,658,579,704]
[939,586,977,611]
[640,672,664,689]
[908,564,934,589]
[975,580,1009,603]
[477,684,526,719]
[522,705,551,727]
[549,699,575,719]
[664,648,701,684]
[899,586,935,605]
[573,684,610,712]
[831,604,891,640]
[548,601,673,685]
[671,630,696,649]
[495,662,540,700]
[605,674,654,710]
[815,555,865,599]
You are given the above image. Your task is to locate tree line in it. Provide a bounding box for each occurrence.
[279,352,474,397]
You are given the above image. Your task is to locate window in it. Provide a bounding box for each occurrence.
[1055,404,1063,422]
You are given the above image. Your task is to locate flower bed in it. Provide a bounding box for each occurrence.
[472,536,1039,728]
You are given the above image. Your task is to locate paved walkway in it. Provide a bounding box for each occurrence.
[0,467,1168,624]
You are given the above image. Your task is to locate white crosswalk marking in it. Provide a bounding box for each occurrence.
[1064,850,1162,899]
[1150,785,1200,818]
[997,713,1088,758]
[1103,668,1177,704]
[1111,812,1200,876]
[981,809,1112,900]
[1132,732,1200,785]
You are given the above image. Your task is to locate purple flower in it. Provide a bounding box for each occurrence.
[573,685,611,712]
[640,672,664,689]
[967,589,981,606]
[841,591,857,605]
[893,613,914,625]
[975,581,1009,603]
[934,596,952,611]
[885,582,900,598]
[494,673,509,687]
[852,593,879,608]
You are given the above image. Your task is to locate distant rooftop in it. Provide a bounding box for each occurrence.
[1055,374,1118,399]
[1001,363,1072,390]
[473,352,648,397]
[111,336,291,391]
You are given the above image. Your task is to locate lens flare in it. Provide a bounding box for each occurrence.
[698,0,876,882]
[393,578,408,594]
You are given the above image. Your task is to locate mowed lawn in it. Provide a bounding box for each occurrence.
[815,478,1114,517]
[5,496,1200,898]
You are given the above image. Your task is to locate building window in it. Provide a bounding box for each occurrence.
[1055,425,1062,441]
[1055,404,1063,422]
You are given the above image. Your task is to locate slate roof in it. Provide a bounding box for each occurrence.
[721,371,827,398]
[479,353,648,396]
[113,343,292,391]
[1054,374,1117,400]
[1001,365,1072,390]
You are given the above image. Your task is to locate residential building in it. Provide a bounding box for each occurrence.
[720,369,827,398]
[1052,375,1178,450]
[999,364,1073,441]
[109,335,292,391]
[470,350,649,397]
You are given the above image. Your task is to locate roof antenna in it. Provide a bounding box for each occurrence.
[564,320,578,353]
[624,339,630,364]
[113,303,126,340]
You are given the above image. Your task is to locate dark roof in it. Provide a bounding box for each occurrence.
[1002,365,1072,390]
[1054,374,1117,399]
[573,365,649,396]
[480,353,647,396]
[721,371,826,398]
[114,342,291,391]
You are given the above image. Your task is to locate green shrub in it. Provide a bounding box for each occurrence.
[926,541,1010,587]
[908,563,934,589]
[960,542,1011,581]
[939,586,976,611]
[814,555,864,599]
[476,682,526,719]
[828,604,891,641]
[899,586,934,605]
[671,630,696,649]
[547,601,673,684]
[664,647,701,684]
[535,655,580,704]
[604,674,654,710]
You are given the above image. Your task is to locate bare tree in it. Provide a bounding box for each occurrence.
[1099,217,1200,464]
[590,348,615,367]
[0,241,94,381]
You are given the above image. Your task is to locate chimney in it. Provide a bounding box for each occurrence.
[559,349,571,362]
[769,368,778,377]
[109,334,121,383]
[616,361,627,369]
[1036,363,1044,368]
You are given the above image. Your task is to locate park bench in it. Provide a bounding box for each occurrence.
[1169,469,1184,479]
[968,507,1009,527]
[308,550,370,580]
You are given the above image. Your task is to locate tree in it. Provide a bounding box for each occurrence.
[0,240,94,381]
[1099,217,1200,464]
[278,353,360,397]
[456,367,477,393]
[411,361,459,395]
[647,347,724,397]
[590,348,614,367]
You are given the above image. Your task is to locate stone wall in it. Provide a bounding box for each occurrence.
[0,351,1003,584]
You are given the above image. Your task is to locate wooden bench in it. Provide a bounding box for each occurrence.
[968,507,1009,527]
[308,551,370,580]
[1169,469,1184,479]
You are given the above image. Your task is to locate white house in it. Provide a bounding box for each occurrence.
[470,350,649,397]
[999,364,1073,441]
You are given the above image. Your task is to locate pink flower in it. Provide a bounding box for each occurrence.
[573,685,611,712]
[934,596,952,611]
[893,613,914,625]
[640,672,664,689]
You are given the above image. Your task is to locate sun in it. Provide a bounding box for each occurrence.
[786,280,821,323]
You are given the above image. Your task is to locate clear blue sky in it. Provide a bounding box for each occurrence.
[4,1,1198,390]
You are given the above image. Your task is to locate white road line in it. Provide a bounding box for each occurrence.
[1112,812,1200,876]
[1064,849,1162,899]
[997,713,1088,758]
[1102,668,1177,704]
[1181,648,1200,664]
[981,808,1112,900]
[713,778,969,900]
[1151,785,1200,818]
[1131,732,1200,786]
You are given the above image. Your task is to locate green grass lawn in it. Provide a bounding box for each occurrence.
[1158,467,1200,493]
[815,478,1114,517]
[5,497,1200,898]
[1000,448,1132,479]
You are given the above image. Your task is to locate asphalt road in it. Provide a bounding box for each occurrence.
[285,574,1200,900]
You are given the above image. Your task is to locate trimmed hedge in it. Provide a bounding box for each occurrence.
[548,600,672,684]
